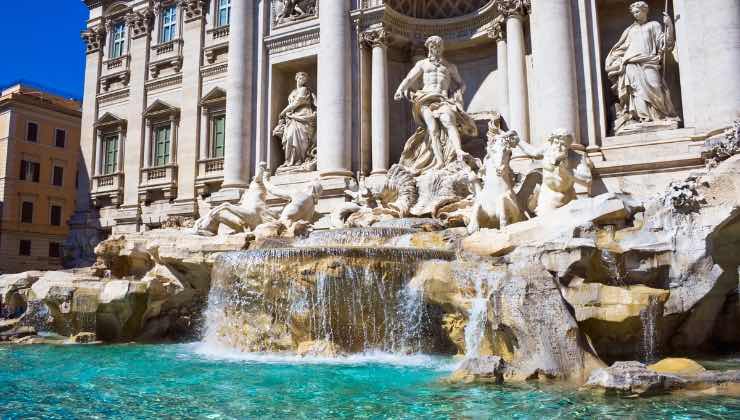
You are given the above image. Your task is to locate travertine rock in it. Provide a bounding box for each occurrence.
[448,356,506,384]
[648,358,706,376]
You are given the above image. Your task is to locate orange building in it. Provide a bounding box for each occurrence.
[0,84,82,274]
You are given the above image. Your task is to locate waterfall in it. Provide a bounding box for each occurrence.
[640,295,661,363]
[459,266,503,359]
[203,247,453,355]
[464,297,488,359]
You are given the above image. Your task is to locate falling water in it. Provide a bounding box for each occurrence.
[294,228,419,247]
[640,295,661,363]
[458,265,503,359]
[203,247,454,354]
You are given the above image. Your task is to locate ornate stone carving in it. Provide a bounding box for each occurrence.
[274,0,317,25]
[394,36,479,175]
[126,9,154,39]
[272,72,317,174]
[517,129,593,216]
[488,15,505,42]
[467,125,524,233]
[495,0,530,18]
[191,163,277,236]
[703,120,740,168]
[81,25,106,54]
[360,28,389,49]
[605,1,680,135]
[179,0,207,21]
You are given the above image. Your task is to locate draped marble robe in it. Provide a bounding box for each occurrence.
[606,20,678,131]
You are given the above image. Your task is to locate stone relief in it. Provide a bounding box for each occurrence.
[703,120,740,169]
[605,1,680,135]
[394,36,479,175]
[273,72,317,174]
[274,0,317,25]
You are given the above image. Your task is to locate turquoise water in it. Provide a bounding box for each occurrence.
[1,344,739,419]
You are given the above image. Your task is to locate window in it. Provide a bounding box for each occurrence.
[49,242,62,258]
[160,5,177,43]
[21,201,33,224]
[111,21,126,59]
[154,125,171,166]
[50,205,62,226]
[26,122,38,142]
[19,240,31,256]
[19,160,40,183]
[102,134,119,175]
[55,129,66,148]
[212,114,225,158]
[52,166,64,187]
[217,0,231,26]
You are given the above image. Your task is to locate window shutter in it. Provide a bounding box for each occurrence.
[32,162,40,183]
[20,160,27,180]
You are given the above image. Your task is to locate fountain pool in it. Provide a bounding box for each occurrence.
[1,344,739,418]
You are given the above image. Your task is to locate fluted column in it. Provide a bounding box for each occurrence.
[317,0,352,177]
[362,29,390,175]
[498,0,531,142]
[490,16,509,120]
[530,0,580,142]
[222,0,253,188]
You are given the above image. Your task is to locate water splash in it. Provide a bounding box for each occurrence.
[293,228,419,247]
[456,265,504,359]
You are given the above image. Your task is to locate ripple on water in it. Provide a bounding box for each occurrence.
[0,344,738,419]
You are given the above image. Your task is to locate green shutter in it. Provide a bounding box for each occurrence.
[104,135,118,174]
[213,115,225,158]
[155,126,171,166]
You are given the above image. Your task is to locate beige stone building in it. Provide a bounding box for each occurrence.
[71,0,739,246]
[0,85,82,273]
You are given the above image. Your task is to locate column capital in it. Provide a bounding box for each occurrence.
[496,0,531,19]
[361,27,390,49]
[81,25,106,54]
[488,15,506,42]
[126,8,154,39]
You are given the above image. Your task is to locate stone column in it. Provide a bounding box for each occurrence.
[95,131,103,175]
[530,0,580,142]
[143,120,152,167]
[199,108,209,160]
[359,36,372,176]
[490,16,509,120]
[362,29,390,175]
[317,0,352,177]
[497,0,531,142]
[117,136,125,172]
[169,115,178,165]
[221,0,254,189]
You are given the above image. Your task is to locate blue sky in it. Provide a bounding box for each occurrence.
[0,2,89,100]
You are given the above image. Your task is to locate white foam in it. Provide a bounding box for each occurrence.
[187,342,456,371]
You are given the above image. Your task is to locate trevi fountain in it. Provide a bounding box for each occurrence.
[2,0,740,417]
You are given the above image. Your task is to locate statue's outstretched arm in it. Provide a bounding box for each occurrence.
[516,139,543,159]
[394,62,423,101]
[264,176,292,201]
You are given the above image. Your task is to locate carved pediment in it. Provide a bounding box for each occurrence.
[200,87,227,107]
[96,112,127,129]
[144,99,181,119]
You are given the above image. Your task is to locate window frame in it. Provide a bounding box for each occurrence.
[102,133,119,175]
[50,204,63,227]
[26,121,38,143]
[20,160,40,183]
[54,128,67,148]
[211,113,226,158]
[52,165,64,187]
[216,0,231,27]
[160,4,178,43]
[110,20,127,59]
[153,124,172,167]
[20,201,34,224]
[49,242,62,258]
[19,240,31,256]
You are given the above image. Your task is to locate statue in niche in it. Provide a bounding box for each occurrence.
[516,130,593,216]
[273,72,317,174]
[394,36,479,175]
[275,0,316,24]
[605,1,680,135]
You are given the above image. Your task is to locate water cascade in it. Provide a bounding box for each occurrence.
[640,295,662,363]
[204,237,456,355]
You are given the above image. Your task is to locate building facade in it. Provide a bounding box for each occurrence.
[0,85,82,273]
[73,0,740,238]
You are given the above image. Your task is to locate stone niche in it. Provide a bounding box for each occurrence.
[386,41,504,164]
[597,0,684,136]
[268,56,318,172]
